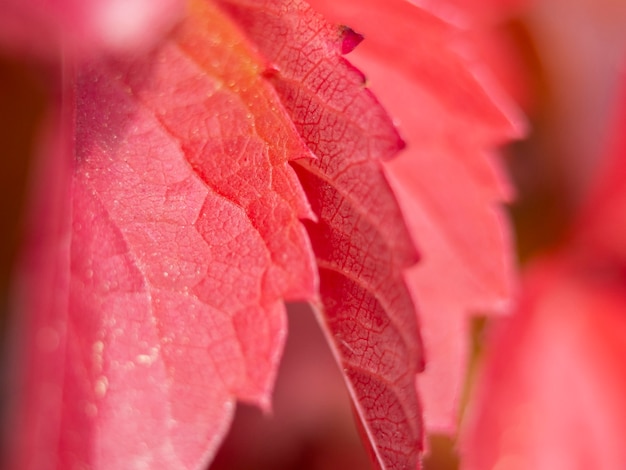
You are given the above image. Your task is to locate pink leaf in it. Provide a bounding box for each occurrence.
[572,71,626,264]
[10,1,319,468]
[460,73,626,470]
[218,0,425,467]
[307,0,524,433]
[460,258,626,470]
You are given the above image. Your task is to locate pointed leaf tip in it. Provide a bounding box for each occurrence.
[339,25,364,54]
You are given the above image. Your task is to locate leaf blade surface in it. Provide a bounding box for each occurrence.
[218,0,425,467]
[12,2,320,468]
[307,0,523,433]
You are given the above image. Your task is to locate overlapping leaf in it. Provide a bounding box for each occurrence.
[218,0,424,467]
[460,73,626,470]
[307,0,524,433]
[11,1,322,468]
[460,258,626,470]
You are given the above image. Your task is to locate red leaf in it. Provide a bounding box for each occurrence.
[307,0,523,433]
[218,0,425,467]
[460,73,626,470]
[460,258,626,470]
[10,2,319,468]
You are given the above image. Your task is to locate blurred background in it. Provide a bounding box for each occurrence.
[1,0,626,468]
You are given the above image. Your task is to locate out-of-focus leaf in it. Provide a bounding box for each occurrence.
[10,1,319,468]
[0,0,183,56]
[460,258,626,470]
[418,0,525,24]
